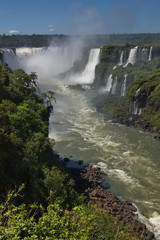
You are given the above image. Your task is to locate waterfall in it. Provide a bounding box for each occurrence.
[16,47,45,57]
[2,49,19,69]
[140,47,147,60]
[111,76,117,95]
[21,46,83,76]
[148,46,153,61]
[124,46,138,67]
[121,74,127,97]
[2,40,85,77]
[2,46,100,87]
[133,101,142,115]
[118,50,124,66]
[105,74,113,92]
[69,48,100,84]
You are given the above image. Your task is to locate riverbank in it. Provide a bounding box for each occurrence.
[58,156,155,240]
[96,101,160,141]
[112,114,160,141]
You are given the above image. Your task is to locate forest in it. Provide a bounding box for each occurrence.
[1,33,160,48]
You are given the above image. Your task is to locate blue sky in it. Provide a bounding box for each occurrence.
[0,0,160,35]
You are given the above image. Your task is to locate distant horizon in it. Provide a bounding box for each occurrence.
[1,32,160,36]
[0,0,160,35]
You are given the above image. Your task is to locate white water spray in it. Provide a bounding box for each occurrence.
[105,74,113,92]
[124,46,138,67]
[3,49,19,69]
[148,46,153,61]
[68,48,100,85]
[118,50,124,66]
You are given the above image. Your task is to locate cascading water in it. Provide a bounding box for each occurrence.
[118,50,124,66]
[111,76,117,95]
[148,46,153,61]
[69,48,100,85]
[129,88,142,115]
[2,49,19,69]
[16,47,45,57]
[2,45,160,238]
[121,74,127,97]
[124,46,138,67]
[105,74,113,92]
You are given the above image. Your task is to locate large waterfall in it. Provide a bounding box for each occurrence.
[1,44,160,238]
[69,48,100,84]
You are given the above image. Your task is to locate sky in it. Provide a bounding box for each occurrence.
[0,0,160,35]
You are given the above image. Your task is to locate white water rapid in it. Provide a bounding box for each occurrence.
[2,45,160,238]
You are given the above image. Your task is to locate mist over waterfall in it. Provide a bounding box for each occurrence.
[2,41,160,237]
[3,49,19,69]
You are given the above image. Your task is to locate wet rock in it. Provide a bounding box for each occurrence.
[63,157,70,162]
[78,160,84,165]
[55,154,60,159]
[68,164,155,239]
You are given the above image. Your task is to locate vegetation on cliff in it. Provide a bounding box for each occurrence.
[0,63,144,239]
[96,44,160,135]
[128,69,160,130]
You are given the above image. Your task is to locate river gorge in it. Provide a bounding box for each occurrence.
[1,41,160,238]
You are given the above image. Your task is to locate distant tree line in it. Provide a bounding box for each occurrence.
[0,34,68,48]
[1,33,160,48]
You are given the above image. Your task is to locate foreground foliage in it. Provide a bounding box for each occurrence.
[0,63,142,239]
[0,186,142,240]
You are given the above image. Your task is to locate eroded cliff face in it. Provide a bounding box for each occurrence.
[95,44,160,135]
[94,44,155,93]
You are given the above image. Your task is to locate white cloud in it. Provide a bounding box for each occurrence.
[48,24,54,28]
[49,28,54,32]
[8,30,20,34]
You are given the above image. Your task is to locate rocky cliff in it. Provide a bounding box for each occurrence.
[95,44,160,137]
